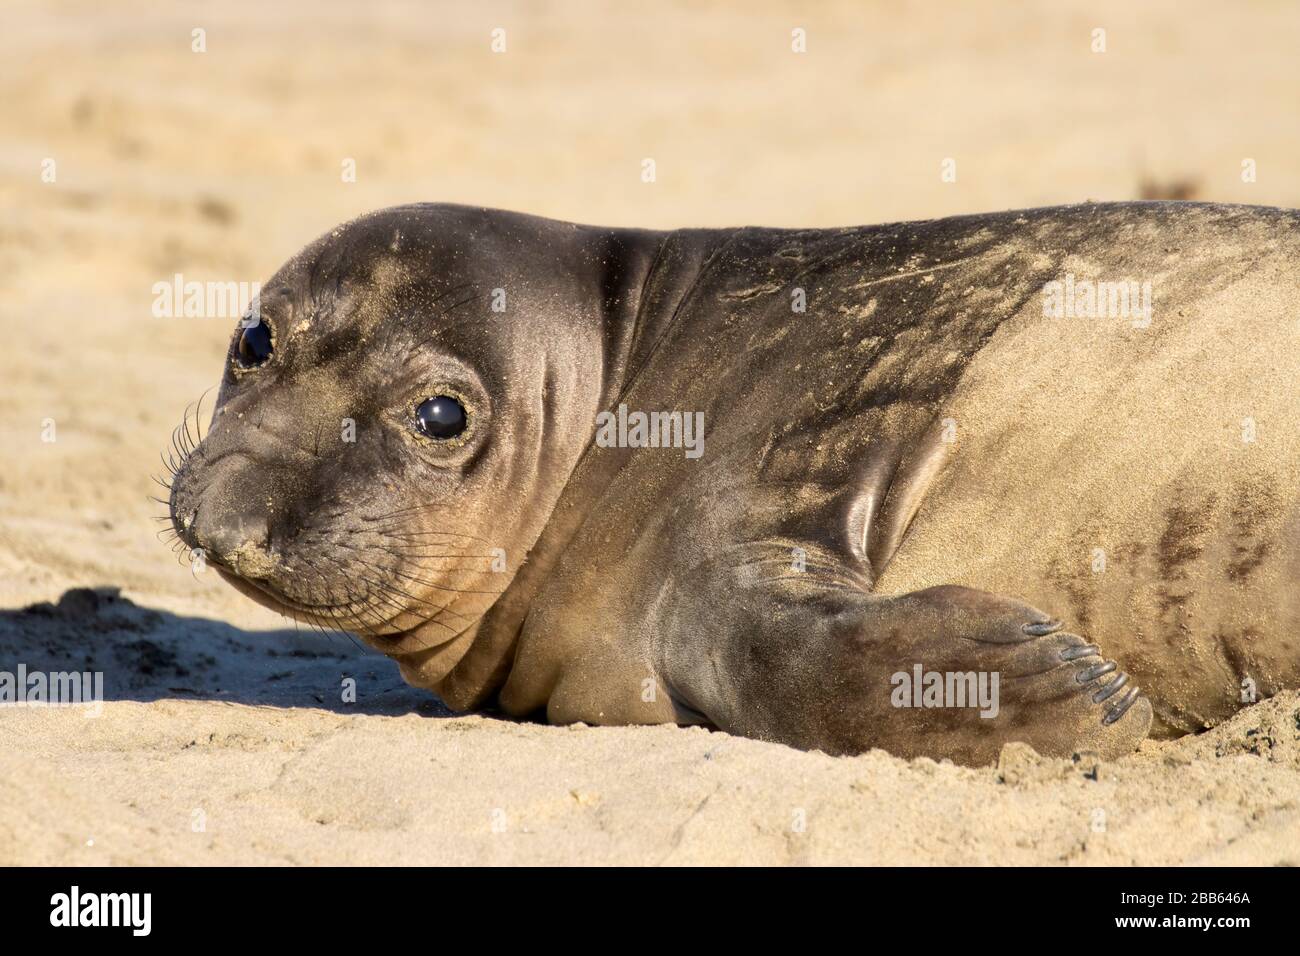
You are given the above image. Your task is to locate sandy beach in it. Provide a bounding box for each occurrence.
[2,0,1299,865]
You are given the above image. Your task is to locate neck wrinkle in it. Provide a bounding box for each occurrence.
[433,224,683,712]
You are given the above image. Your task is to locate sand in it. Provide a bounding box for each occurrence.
[2,0,1299,865]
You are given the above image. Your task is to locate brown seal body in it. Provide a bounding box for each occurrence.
[169,201,1300,764]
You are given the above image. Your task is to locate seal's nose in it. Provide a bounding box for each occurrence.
[169,424,284,580]
[190,506,276,578]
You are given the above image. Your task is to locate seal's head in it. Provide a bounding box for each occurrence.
[167,204,652,688]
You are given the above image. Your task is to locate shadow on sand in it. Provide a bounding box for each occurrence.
[0,587,455,717]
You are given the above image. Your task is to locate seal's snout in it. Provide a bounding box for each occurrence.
[170,452,278,580]
[190,507,275,578]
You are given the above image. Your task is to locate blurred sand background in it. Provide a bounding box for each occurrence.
[2,0,1300,865]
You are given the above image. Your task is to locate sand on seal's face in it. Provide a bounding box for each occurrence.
[3,0,1300,864]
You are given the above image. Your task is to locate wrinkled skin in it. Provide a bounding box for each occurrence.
[170,201,1300,765]
[169,205,655,691]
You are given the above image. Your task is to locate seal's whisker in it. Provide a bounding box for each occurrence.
[182,412,196,455]
[333,539,499,564]
[156,391,215,527]
[362,578,465,629]
[173,414,193,458]
[282,595,343,642]
[296,555,358,616]
[194,385,216,444]
[361,503,484,523]
[346,584,409,630]
[295,555,379,649]
[373,553,499,564]
[346,580,443,640]
[352,592,395,640]
[373,573,504,597]
[297,601,343,643]
[326,551,481,636]
[371,526,501,547]
[341,556,471,628]
[392,578,504,599]
[378,558,502,586]
[176,407,192,456]
[367,520,484,532]
[378,530,497,544]
[327,537,505,590]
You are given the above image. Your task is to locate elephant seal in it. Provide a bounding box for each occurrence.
[167,201,1300,765]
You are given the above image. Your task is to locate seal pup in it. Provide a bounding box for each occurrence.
[168,201,1300,764]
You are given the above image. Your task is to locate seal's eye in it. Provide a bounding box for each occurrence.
[235,320,273,368]
[414,396,467,440]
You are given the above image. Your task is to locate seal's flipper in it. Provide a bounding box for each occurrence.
[670,581,1152,765]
